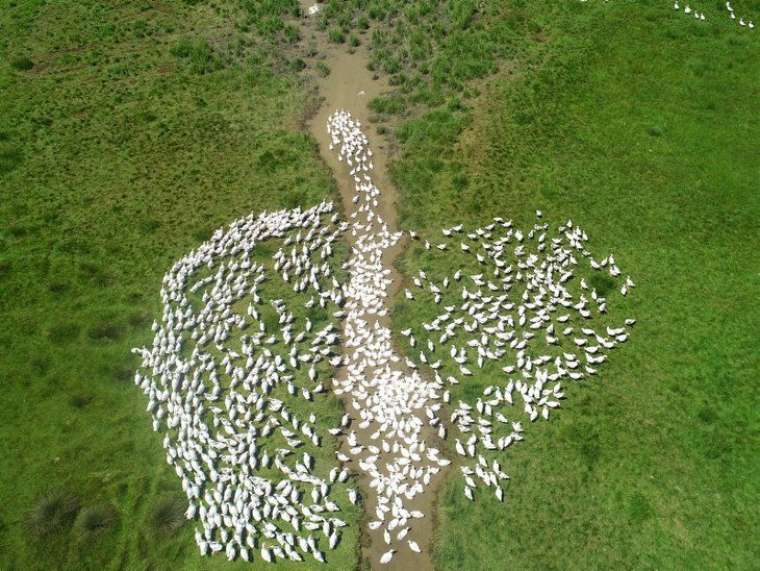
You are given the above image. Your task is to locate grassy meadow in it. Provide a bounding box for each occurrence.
[1,0,758,570]
[378,2,759,569]
[0,1,363,569]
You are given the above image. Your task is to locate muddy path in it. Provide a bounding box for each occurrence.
[297,6,447,571]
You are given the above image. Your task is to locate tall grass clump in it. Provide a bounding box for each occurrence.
[76,505,116,539]
[151,495,186,535]
[25,492,80,537]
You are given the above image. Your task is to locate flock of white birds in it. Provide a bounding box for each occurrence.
[672,1,755,27]
[580,0,755,29]
[133,201,355,563]
[326,110,449,564]
[133,109,637,565]
[127,0,760,564]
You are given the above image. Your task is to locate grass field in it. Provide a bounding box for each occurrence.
[0,1,362,569]
[382,2,760,569]
[2,0,759,570]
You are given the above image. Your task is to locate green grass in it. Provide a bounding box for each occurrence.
[0,1,359,569]
[3,0,760,569]
[379,2,760,569]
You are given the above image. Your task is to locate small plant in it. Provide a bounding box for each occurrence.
[48,322,81,345]
[316,62,331,77]
[589,273,615,296]
[170,38,222,75]
[25,492,80,537]
[368,95,406,115]
[328,28,345,44]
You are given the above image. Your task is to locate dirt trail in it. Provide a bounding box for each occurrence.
[298,6,446,571]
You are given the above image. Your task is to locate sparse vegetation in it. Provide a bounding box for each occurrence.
[316,61,331,77]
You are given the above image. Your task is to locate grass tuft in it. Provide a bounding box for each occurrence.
[150,496,186,535]
[76,505,116,538]
[25,492,80,537]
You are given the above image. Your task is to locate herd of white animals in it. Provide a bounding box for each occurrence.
[133,108,637,565]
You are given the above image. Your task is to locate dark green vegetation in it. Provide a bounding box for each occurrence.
[371,2,758,569]
[0,1,359,569]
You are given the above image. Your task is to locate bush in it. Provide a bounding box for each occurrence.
[26,492,80,537]
[589,273,615,296]
[70,393,94,408]
[88,320,124,341]
[48,322,81,345]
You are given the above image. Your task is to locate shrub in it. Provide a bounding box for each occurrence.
[368,95,406,115]
[70,393,94,408]
[87,320,124,341]
[48,322,81,345]
[589,274,615,296]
